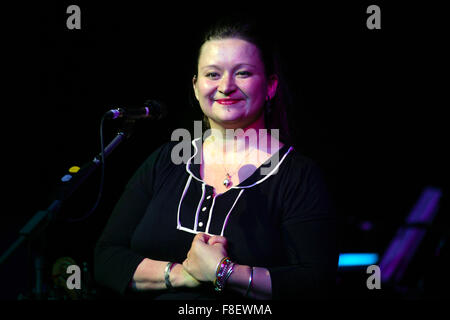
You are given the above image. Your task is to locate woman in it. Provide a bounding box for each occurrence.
[94,17,338,300]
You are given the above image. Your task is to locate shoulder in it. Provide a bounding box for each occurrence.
[277,147,330,198]
[279,147,322,179]
[277,148,335,222]
[127,140,180,185]
[140,140,180,168]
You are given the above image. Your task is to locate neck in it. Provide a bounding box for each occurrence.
[206,113,267,154]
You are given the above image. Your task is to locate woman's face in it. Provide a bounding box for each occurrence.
[193,38,277,130]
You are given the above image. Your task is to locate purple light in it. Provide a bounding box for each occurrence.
[380,186,442,284]
[360,221,373,231]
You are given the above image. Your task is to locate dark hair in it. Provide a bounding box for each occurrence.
[189,16,293,145]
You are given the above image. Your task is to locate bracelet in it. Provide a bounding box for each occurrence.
[164,262,175,291]
[214,257,230,292]
[214,257,235,292]
[245,266,253,298]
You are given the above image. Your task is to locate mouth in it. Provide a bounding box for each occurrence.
[214,99,244,105]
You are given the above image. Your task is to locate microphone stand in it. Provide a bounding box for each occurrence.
[0,119,135,299]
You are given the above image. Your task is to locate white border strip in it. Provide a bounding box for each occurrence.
[176,175,193,230]
[193,183,206,232]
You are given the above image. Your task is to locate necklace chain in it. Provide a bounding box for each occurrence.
[222,148,256,188]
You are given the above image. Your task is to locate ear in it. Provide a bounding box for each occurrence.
[267,74,278,100]
[192,75,200,101]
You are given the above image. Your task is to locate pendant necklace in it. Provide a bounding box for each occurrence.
[222,148,256,188]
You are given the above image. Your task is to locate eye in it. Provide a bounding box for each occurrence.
[205,72,220,79]
[236,71,252,78]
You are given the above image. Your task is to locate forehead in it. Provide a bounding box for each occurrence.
[198,38,263,68]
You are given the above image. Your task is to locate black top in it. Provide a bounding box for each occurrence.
[94,138,338,300]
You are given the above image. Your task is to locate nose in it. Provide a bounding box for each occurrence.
[217,73,237,96]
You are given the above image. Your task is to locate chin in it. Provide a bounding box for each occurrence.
[211,111,245,123]
[208,109,263,129]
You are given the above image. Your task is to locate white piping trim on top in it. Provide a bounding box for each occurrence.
[185,137,293,189]
[177,138,293,236]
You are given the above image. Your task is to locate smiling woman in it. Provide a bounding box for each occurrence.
[194,38,275,131]
[94,15,338,300]
[191,17,292,145]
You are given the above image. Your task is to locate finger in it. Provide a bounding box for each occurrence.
[208,235,227,247]
[194,232,210,243]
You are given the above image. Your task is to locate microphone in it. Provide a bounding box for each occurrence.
[104,100,167,120]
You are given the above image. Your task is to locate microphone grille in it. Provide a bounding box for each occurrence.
[144,99,168,120]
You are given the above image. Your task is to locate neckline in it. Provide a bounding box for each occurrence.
[186,138,293,195]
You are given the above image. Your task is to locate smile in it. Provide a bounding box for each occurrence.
[215,99,244,105]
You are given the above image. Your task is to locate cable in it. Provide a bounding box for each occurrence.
[66,116,106,223]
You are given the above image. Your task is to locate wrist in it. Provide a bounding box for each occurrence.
[170,263,201,288]
[169,263,183,288]
[213,257,235,292]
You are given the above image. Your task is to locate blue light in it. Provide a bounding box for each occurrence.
[338,253,379,267]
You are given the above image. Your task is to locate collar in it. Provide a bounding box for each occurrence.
[185,137,293,189]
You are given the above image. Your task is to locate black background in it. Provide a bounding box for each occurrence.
[1,1,448,300]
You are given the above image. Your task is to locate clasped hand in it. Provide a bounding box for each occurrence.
[182,233,228,284]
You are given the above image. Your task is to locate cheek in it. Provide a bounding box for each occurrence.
[240,80,266,102]
[197,80,216,99]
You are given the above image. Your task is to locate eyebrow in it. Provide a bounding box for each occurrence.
[200,63,257,70]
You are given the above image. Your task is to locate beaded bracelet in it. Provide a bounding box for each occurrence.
[214,257,235,292]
